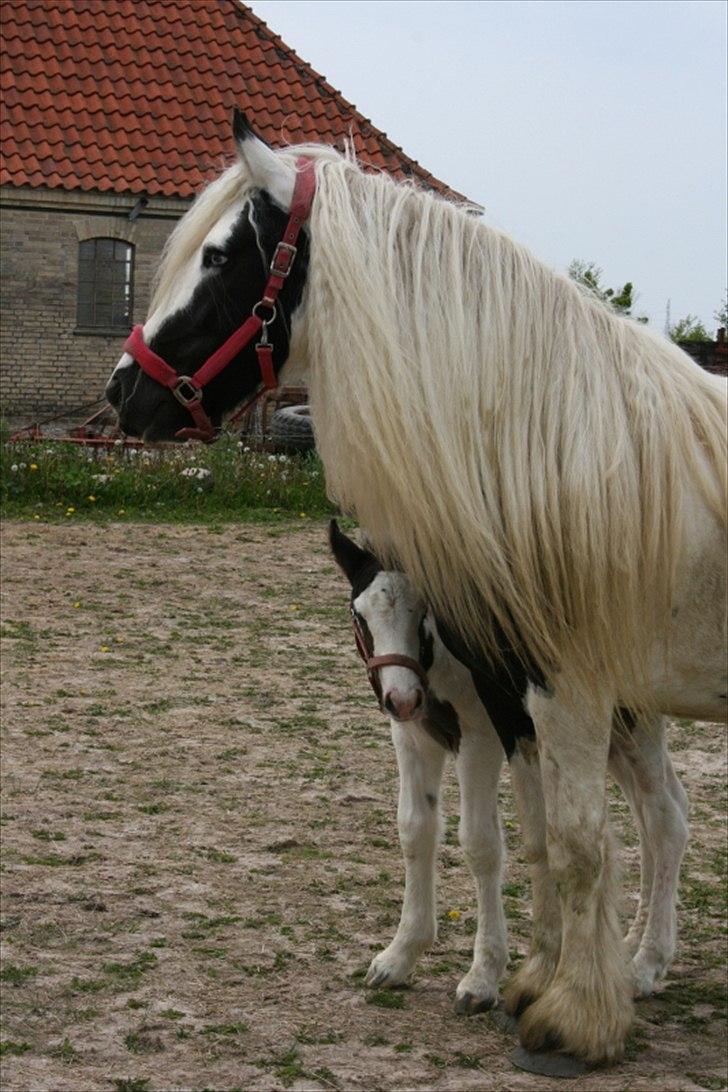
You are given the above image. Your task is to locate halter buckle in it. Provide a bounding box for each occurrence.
[172,376,203,407]
[270,242,297,278]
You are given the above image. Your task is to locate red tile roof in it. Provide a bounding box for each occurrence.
[0,0,461,200]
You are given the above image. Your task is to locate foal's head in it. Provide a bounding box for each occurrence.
[329,520,433,722]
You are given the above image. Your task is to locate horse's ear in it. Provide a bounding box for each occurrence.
[232,108,296,210]
[329,519,374,585]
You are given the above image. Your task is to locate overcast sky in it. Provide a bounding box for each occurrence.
[249,0,726,332]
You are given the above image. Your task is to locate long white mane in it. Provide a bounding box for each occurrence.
[154,145,728,695]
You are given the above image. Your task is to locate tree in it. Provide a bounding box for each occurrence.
[714,291,727,330]
[668,315,711,342]
[568,260,648,323]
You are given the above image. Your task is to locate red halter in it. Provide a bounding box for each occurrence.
[351,609,430,707]
[124,157,317,442]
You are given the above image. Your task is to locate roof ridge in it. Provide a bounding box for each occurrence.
[234,1,442,187]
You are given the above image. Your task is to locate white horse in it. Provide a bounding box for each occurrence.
[106,110,727,1063]
[329,519,690,1016]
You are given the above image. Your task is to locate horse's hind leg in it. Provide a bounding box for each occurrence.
[453,718,508,1014]
[365,722,446,988]
[503,737,562,1017]
[610,715,689,997]
[517,683,633,1064]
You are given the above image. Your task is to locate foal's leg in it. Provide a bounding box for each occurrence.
[609,716,689,997]
[517,683,633,1064]
[365,723,446,988]
[503,737,563,1016]
[453,719,508,1013]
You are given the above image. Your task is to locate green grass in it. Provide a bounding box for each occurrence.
[2,436,335,522]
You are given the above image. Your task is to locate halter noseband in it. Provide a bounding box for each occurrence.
[123,157,317,442]
[351,609,430,708]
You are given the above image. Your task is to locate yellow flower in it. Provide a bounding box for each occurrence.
[29,463,39,471]
[33,514,40,520]
[87,495,96,502]
[99,645,111,653]
[117,508,126,515]
[66,507,75,515]
[73,602,81,609]
[447,909,461,922]
[298,511,307,518]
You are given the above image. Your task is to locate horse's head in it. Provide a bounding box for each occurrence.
[329,520,432,723]
[106,111,311,440]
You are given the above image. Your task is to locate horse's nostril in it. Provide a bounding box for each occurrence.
[383,695,397,717]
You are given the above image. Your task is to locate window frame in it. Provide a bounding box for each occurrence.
[75,237,135,337]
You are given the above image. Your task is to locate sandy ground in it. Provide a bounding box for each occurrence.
[1,520,726,1092]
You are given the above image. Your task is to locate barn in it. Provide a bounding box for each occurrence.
[0,0,457,421]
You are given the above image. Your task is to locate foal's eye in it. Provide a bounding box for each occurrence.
[205,248,228,268]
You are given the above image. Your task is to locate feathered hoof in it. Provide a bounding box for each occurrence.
[502,953,557,1018]
[517,980,633,1065]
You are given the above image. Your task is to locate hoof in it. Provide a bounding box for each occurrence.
[454,990,497,1016]
[490,1002,519,1036]
[510,1046,588,1078]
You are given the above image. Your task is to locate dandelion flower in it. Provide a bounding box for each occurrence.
[447,909,461,922]
[99,645,111,653]
[87,495,96,502]
[299,512,306,518]
[73,602,81,609]
[29,463,39,471]
[66,507,75,515]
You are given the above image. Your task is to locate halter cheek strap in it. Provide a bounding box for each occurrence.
[124,156,317,442]
[351,613,430,706]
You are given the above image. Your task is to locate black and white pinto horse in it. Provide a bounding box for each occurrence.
[106,110,727,1065]
[329,519,689,1015]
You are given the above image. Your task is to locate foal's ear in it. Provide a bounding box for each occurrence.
[328,519,374,585]
[233,108,296,211]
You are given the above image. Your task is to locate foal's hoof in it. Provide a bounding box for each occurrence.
[510,1046,588,1078]
[454,990,497,1016]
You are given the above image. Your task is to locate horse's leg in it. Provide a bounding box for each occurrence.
[365,722,446,988]
[517,683,633,1064]
[502,737,562,1016]
[610,716,689,997]
[610,738,654,958]
[453,721,508,1014]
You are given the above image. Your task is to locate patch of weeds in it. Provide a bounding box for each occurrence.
[103,951,157,983]
[70,975,106,993]
[0,1041,32,1057]
[453,1051,482,1069]
[205,848,236,863]
[296,1027,344,1045]
[148,937,166,948]
[424,1052,448,1068]
[124,1028,164,1055]
[49,1037,77,1064]
[685,1077,727,1091]
[363,1033,389,1046]
[200,1021,249,1036]
[1,962,38,986]
[269,1046,306,1087]
[159,1008,185,1021]
[111,1079,151,1092]
[31,829,66,841]
[137,803,169,815]
[394,1042,413,1053]
[366,989,406,1010]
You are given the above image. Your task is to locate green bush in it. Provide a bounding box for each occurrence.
[1,436,335,523]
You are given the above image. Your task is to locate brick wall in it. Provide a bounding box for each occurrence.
[0,187,188,418]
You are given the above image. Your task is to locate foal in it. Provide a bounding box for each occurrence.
[330,521,689,1011]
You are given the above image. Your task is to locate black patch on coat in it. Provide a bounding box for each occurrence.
[434,615,540,760]
[421,695,461,753]
[418,617,434,672]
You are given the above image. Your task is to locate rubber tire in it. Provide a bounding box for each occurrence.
[269,404,315,453]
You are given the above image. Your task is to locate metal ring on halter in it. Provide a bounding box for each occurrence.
[252,299,277,324]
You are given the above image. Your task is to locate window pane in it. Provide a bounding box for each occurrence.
[78,238,134,327]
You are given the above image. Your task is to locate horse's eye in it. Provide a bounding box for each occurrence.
[205,249,228,268]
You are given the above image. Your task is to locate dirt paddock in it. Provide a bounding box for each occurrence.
[1,521,726,1092]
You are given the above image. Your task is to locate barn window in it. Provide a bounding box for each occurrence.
[76,238,134,331]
